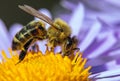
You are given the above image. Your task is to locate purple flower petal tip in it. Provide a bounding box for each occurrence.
[69,3,85,36]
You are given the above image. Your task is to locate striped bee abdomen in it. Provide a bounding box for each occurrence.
[12,21,47,50]
[12,28,31,50]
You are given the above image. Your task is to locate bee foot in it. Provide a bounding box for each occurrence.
[45,44,49,51]
[15,60,22,65]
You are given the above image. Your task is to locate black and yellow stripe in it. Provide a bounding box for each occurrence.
[12,21,47,50]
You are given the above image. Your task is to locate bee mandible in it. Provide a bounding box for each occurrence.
[12,5,79,64]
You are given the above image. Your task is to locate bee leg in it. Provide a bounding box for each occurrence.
[72,48,80,52]
[45,44,49,50]
[50,47,54,52]
[36,44,39,52]
[58,51,62,54]
[48,37,58,50]
[31,43,40,53]
[15,49,27,65]
[62,48,79,57]
[62,51,70,56]
[15,39,34,65]
[20,50,26,60]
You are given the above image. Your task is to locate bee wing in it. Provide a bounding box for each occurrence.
[18,5,54,26]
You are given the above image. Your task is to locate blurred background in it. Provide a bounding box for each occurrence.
[0,0,60,29]
[1,0,120,30]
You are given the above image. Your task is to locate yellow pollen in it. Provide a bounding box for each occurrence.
[0,48,91,81]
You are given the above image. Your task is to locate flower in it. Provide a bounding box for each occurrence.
[1,48,120,81]
[0,48,91,81]
[0,2,120,80]
[52,0,120,80]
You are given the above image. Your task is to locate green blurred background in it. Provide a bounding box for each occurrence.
[0,0,60,29]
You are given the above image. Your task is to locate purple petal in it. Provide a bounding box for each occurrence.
[90,69,120,81]
[60,1,77,10]
[105,0,120,7]
[85,49,120,74]
[0,19,11,56]
[106,61,120,70]
[86,10,120,24]
[79,20,101,52]
[84,0,120,23]
[68,3,84,36]
[0,19,10,46]
[90,64,107,74]
[109,49,120,65]
[59,14,71,23]
[88,32,116,58]
[86,52,120,67]
[37,40,47,54]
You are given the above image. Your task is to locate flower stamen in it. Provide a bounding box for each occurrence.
[0,48,91,81]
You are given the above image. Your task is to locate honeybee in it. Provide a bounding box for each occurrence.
[12,5,79,64]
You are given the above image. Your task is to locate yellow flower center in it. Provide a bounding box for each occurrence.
[0,49,91,81]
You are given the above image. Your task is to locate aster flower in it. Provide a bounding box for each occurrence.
[0,3,120,81]
[53,1,120,80]
[0,48,92,81]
